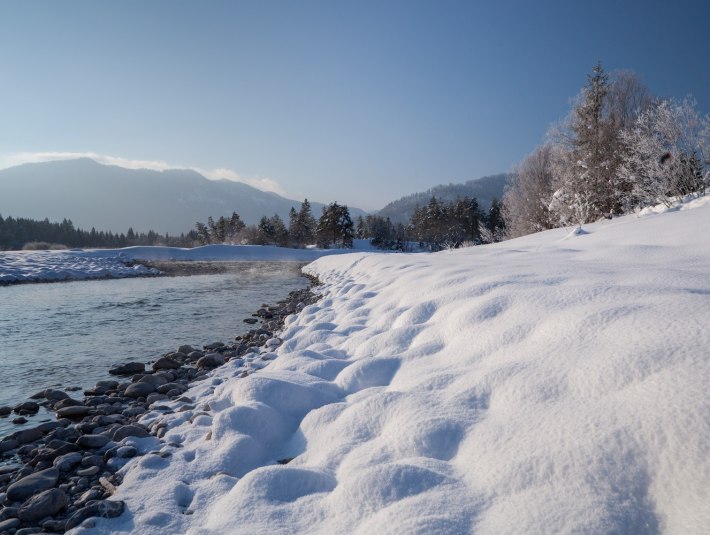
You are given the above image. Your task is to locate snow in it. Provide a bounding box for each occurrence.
[70,197,709,534]
[0,240,379,284]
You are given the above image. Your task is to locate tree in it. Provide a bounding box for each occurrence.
[503,145,556,238]
[289,199,316,247]
[618,97,710,207]
[316,202,354,248]
[549,62,619,225]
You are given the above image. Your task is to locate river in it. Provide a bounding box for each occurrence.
[0,262,309,437]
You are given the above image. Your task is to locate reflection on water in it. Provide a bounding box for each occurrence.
[0,262,308,436]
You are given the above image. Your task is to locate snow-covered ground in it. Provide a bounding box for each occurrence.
[76,198,709,534]
[0,240,379,284]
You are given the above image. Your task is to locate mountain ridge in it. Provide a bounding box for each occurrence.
[376,173,510,223]
[0,159,366,234]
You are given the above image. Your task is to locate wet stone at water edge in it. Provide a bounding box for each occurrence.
[0,280,320,533]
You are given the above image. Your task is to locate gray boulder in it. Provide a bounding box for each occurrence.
[108,362,145,375]
[152,357,181,370]
[18,488,69,522]
[197,353,224,368]
[77,434,110,449]
[124,382,155,398]
[112,424,149,441]
[56,405,90,419]
[6,467,60,502]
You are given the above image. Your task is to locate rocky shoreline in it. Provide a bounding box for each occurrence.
[0,276,320,534]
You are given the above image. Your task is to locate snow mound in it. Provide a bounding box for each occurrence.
[77,199,710,534]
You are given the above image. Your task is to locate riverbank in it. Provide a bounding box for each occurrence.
[0,276,321,533]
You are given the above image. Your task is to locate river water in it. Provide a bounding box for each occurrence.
[0,262,309,437]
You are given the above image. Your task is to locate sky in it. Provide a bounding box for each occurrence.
[1,0,709,211]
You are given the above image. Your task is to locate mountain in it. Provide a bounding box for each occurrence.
[0,159,366,235]
[377,173,510,223]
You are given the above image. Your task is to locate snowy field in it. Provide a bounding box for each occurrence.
[0,240,379,284]
[75,198,709,534]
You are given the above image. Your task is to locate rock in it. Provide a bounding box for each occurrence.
[187,350,204,361]
[53,452,82,472]
[77,434,110,449]
[178,344,195,354]
[12,416,28,424]
[115,446,137,459]
[0,518,21,532]
[203,341,225,350]
[108,362,145,375]
[0,506,19,521]
[17,488,69,522]
[35,421,64,433]
[151,357,181,370]
[0,406,11,416]
[6,467,60,502]
[77,465,100,477]
[40,518,67,532]
[197,353,224,368]
[56,405,90,419]
[137,374,168,387]
[81,455,105,468]
[156,382,188,395]
[77,488,103,504]
[54,397,83,409]
[146,393,169,405]
[65,500,125,529]
[13,401,40,414]
[96,379,119,390]
[111,424,149,441]
[99,476,117,494]
[0,438,20,453]
[43,389,70,401]
[243,317,259,324]
[12,427,43,445]
[123,382,155,398]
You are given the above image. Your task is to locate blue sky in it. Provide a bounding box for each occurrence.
[1,0,708,210]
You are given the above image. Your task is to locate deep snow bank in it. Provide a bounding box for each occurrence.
[80,198,710,534]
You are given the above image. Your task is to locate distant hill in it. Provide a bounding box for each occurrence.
[377,173,510,223]
[0,159,366,234]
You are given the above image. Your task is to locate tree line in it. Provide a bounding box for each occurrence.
[503,63,710,238]
[193,199,355,249]
[354,196,505,251]
[0,214,197,251]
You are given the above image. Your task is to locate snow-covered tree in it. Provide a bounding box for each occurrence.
[316,202,354,248]
[503,144,556,238]
[618,97,710,208]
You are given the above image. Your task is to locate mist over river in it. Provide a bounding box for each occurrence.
[0,262,309,436]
